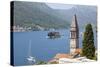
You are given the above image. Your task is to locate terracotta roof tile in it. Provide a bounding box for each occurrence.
[54,53,71,59]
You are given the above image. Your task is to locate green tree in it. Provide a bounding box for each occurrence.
[82,24,95,59]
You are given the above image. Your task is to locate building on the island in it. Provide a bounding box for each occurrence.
[70,14,79,55]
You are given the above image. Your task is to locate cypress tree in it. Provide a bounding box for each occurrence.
[82,24,95,59]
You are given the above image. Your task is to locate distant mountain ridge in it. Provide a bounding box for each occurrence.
[13,1,97,30]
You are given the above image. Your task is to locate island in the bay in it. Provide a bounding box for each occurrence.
[10,1,97,66]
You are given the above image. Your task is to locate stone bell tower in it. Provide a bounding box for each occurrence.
[70,14,79,55]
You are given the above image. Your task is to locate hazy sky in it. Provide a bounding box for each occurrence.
[46,3,75,10]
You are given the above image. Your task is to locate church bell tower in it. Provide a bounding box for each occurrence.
[70,14,79,55]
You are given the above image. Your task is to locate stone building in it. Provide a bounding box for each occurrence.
[70,14,79,55]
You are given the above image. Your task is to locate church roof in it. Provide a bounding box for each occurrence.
[70,14,79,31]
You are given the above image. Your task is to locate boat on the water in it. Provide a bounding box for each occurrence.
[27,40,36,63]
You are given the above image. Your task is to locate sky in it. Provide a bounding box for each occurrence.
[46,3,75,10]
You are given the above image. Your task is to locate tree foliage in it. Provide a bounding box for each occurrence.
[82,24,95,59]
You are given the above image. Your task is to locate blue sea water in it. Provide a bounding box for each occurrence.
[13,29,97,66]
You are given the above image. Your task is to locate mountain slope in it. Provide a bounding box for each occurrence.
[13,1,69,29]
[53,5,97,28]
[13,1,97,30]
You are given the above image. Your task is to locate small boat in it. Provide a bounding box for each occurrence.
[27,56,35,62]
[27,40,36,62]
